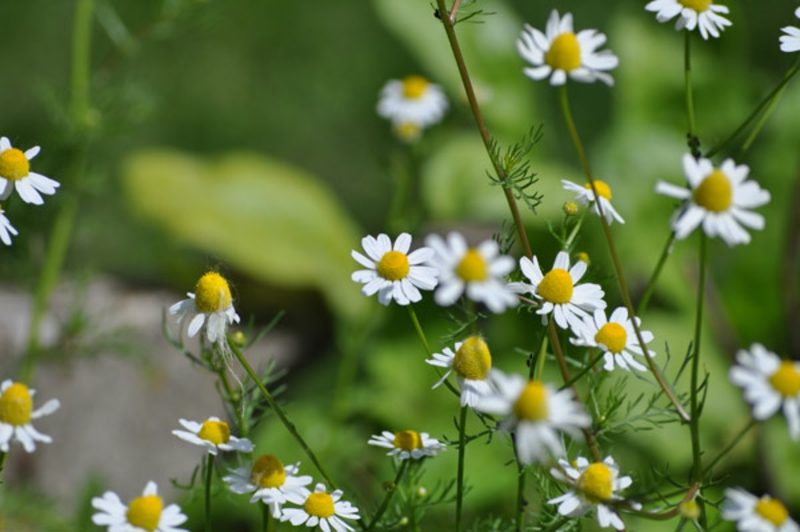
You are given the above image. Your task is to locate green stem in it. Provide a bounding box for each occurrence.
[387,148,416,234]
[455,405,468,532]
[204,454,214,532]
[514,453,526,532]
[0,451,7,482]
[563,210,587,251]
[684,31,697,146]
[740,87,784,153]
[532,333,548,380]
[228,340,337,489]
[689,232,707,526]
[408,305,461,398]
[703,418,757,476]
[262,504,273,532]
[636,232,676,315]
[367,461,409,530]
[559,350,604,390]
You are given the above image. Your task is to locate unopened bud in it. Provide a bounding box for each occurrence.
[230,330,247,348]
[416,486,428,498]
[563,201,579,216]
[574,251,590,265]
[679,500,700,520]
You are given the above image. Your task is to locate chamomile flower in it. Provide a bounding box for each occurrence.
[0,137,60,205]
[172,417,253,455]
[281,483,360,531]
[645,0,732,40]
[92,481,187,532]
[426,232,517,313]
[368,430,446,461]
[780,8,800,53]
[377,75,448,142]
[723,488,799,532]
[512,251,606,331]
[570,308,656,372]
[426,336,495,408]
[548,456,636,531]
[0,208,18,246]
[729,344,800,440]
[0,380,60,453]
[351,233,438,306]
[169,271,240,344]
[562,179,624,224]
[517,10,619,86]
[223,455,312,518]
[656,154,770,246]
[474,370,590,464]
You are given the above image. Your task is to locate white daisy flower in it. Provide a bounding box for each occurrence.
[351,233,438,306]
[570,307,656,372]
[729,344,800,440]
[169,271,240,344]
[426,232,517,314]
[0,137,60,205]
[512,251,606,331]
[0,380,60,453]
[223,454,313,518]
[656,154,770,246]
[780,8,800,53]
[474,370,590,464]
[171,416,253,455]
[723,488,799,532]
[92,481,188,532]
[548,456,636,530]
[281,483,360,532]
[377,75,448,140]
[517,10,619,87]
[0,208,18,246]
[645,0,732,40]
[426,336,495,408]
[367,430,446,461]
[562,179,624,224]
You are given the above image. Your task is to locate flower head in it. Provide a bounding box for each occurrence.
[426,336,494,407]
[0,380,60,453]
[0,208,18,246]
[570,307,656,372]
[0,137,60,205]
[172,416,253,455]
[517,10,619,86]
[730,344,800,440]
[474,370,590,464]
[645,0,731,40]
[368,430,446,461]
[780,8,800,53]
[351,233,438,306]
[169,271,240,344]
[562,179,624,224]
[281,483,360,531]
[656,154,770,246]
[723,488,798,532]
[223,455,313,518]
[426,232,517,313]
[92,481,187,532]
[377,75,448,142]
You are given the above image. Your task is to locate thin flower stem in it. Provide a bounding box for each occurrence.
[455,405,468,532]
[433,0,533,259]
[684,31,697,146]
[0,451,7,481]
[636,232,676,315]
[689,232,707,527]
[514,446,526,532]
[623,482,700,521]
[740,86,784,153]
[262,504,272,532]
[558,86,690,422]
[448,0,463,23]
[227,339,337,489]
[558,350,604,390]
[367,461,409,530]
[532,333,549,380]
[703,418,757,476]
[407,305,461,398]
[563,210,587,251]
[204,454,214,532]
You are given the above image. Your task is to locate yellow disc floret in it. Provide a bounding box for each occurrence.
[194,272,233,313]
[456,249,488,282]
[693,170,732,213]
[537,269,574,304]
[0,383,33,426]
[679,0,712,12]
[755,496,789,526]
[577,463,614,502]
[546,32,581,72]
[126,495,163,532]
[0,148,30,181]
[595,322,627,354]
[513,381,549,421]
[584,180,612,201]
[393,430,422,451]
[197,419,231,445]
[453,336,492,380]
[402,75,429,100]
[250,454,287,489]
[304,491,335,518]
[377,250,410,281]
[769,362,800,397]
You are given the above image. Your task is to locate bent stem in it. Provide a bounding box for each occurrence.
[455,405,468,532]
[204,454,214,532]
[689,233,707,526]
[368,460,409,530]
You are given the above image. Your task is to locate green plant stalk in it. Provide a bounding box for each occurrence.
[532,333,549,380]
[228,339,337,489]
[455,405,468,532]
[558,85,690,422]
[204,453,214,532]
[559,350,604,390]
[703,418,757,476]
[689,233,707,526]
[367,461,409,530]
[262,505,273,532]
[407,305,461,398]
[740,85,784,153]
[563,210,587,251]
[0,450,7,481]
[514,446,526,532]
[684,31,696,142]
[636,232,676,315]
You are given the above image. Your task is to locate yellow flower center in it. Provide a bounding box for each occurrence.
[693,170,732,213]
[456,249,488,283]
[401,75,429,100]
[197,419,231,445]
[679,0,712,12]
[453,336,492,380]
[304,492,335,518]
[769,362,800,397]
[584,180,612,200]
[594,323,627,354]
[577,463,614,503]
[512,381,549,421]
[250,454,287,489]
[546,32,581,72]
[194,272,233,313]
[755,497,789,526]
[537,268,574,304]
[126,495,163,532]
[0,148,30,181]
[376,250,410,281]
[0,383,33,426]
[393,430,422,451]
